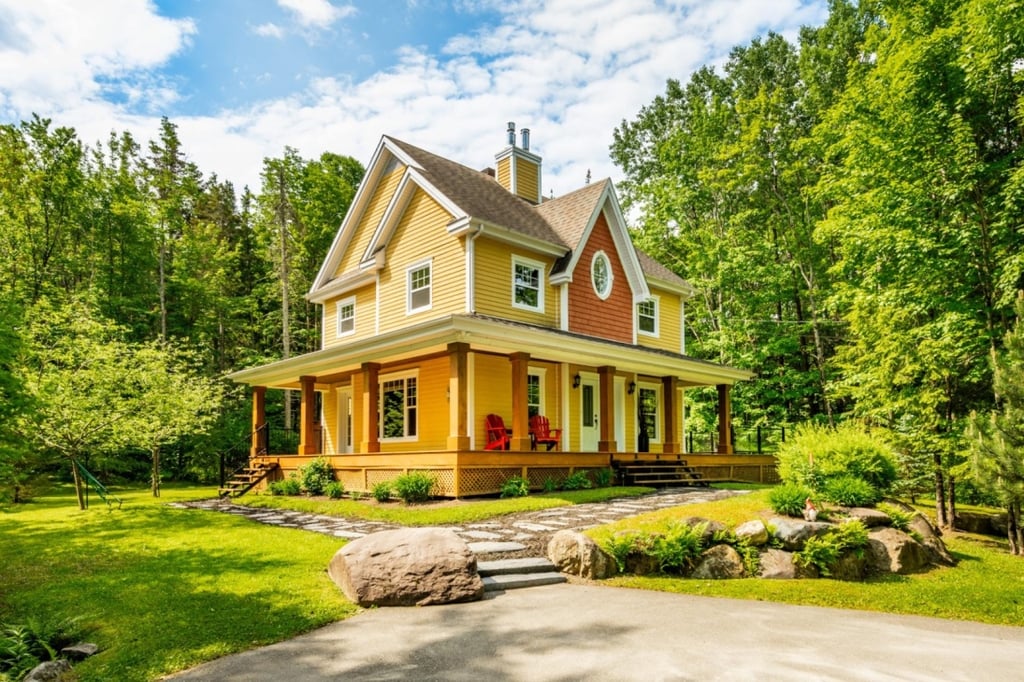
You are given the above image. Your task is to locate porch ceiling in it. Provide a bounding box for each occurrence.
[227,313,753,389]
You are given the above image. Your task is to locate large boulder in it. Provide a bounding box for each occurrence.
[547,530,617,579]
[867,527,932,575]
[955,510,1006,536]
[691,544,745,579]
[734,520,769,546]
[769,517,834,551]
[881,500,956,567]
[679,516,728,544]
[758,548,818,579]
[830,551,867,582]
[24,660,72,682]
[842,507,892,528]
[328,528,484,607]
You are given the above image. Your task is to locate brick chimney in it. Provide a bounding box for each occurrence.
[494,122,542,204]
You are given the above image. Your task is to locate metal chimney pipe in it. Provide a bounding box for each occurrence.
[507,121,516,146]
[521,128,530,151]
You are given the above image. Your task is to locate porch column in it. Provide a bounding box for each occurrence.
[447,342,471,450]
[298,376,318,455]
[598,366,616,453]
[361,363,380,453]
[509,352,532,451]
[250,385,266,457]
[661,376,680,454]
[717,383,733,454]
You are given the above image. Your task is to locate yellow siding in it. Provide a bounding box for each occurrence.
[473,353,512,445]
[379,357,448,452]
[322,388,338,454]
[335,164,405,276]
[473,236,558,327]
[322,285,377,348]
[377,188,464,333]
[637,288,683,354]
[496,157,511,193]
[515,157,539,203]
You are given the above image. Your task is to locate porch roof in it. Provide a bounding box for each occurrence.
[227,313,754,389]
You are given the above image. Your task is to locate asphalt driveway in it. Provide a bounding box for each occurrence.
[170,583,1024,681]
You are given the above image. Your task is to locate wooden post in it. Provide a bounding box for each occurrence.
[598,366,615,452]
[251,385,266,457]
[361,363,380,453]
[662,376,680,454]
[447,342,471,450]
[717,383,733,454]
[510,352,532,451]
[298,376,318,455]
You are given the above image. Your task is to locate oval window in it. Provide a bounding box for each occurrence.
[591,251,612,300]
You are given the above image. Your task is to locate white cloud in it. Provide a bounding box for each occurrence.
[277,0,355,28]
[253,22,285,38]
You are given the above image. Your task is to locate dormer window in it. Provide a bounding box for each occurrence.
[407,259,432,313]
[591,251,612,300]
[512,255,545,313]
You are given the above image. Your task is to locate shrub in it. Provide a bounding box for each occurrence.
[651,521,707,573]
[500,475,530,498]
[542,477,558,493]
[768,483,814,517]
[324,481,345,499]
[268,476,301,496]
[0,616,87,681]
[602,532,642,573]
[393,472,435,504]
[372,481,393,503]
[350,490,364,501]
[776,421,898,496]
[593,467,614,487]
[822,475,879,507]
[561,470,592,491]
[298,457,334,496]
[794,519,869,576]
[877,503,913,532]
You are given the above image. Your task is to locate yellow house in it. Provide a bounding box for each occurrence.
[228,124,766,497]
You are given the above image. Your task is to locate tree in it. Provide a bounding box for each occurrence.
[0,298,39,503]
[967,293,1024,555]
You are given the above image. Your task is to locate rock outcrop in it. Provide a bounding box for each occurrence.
[547,530,617,579]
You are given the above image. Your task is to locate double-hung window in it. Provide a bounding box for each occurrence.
[408,260,432,313]
[527,372,542,418]
[638,385,660,442]
[336,297,355,337]
[380,374,418,440]
[512,256,544,312]
[637,297,658,336]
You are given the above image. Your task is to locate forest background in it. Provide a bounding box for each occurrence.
[1,0,1021,519]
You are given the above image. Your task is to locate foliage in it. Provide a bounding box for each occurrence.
[561,470,592,491]
[768,483,815,517]
[0,616,87,681]
[542,477,558,493]
[499,475,530,498]
[371,481,393,503]
[268,476,301,496]
[877,503,913,533]
[822,475,879,507]
[298,457,334,496]
[651,521,708,574]
[593,467,614,488]
[393,472,435,504]
[776,422,897,494]
[794,520,869,577]
[324,481,345,499]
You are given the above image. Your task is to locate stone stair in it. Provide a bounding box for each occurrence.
[477,557,566,592]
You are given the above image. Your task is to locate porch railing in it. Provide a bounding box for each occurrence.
[255,423,322,456]
[686,426,786,455]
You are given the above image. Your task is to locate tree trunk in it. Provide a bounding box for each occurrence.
[945,475,956,532]
[934,453,948,528]
[1009,503,1022,556]
[71,458,86,510]
[152,445,161,497]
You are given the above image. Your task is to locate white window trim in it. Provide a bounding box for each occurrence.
[637,382,662,443]
[511,255,545,313]
[406,258,433,315]
[637,295,660,338]
[379,370,419,442]
[591,250,613,300]
[527,368,547,417]
[336,296,356,338]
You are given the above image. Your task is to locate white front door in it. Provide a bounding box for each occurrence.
[580,375,600,451]
[336,387,353,454]
[614,377,625,452]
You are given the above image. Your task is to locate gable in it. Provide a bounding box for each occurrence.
[566,210,635,343]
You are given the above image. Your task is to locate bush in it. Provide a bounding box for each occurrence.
[776,422,898,495]
[593,468,614,487]
[0,616,87,681]
[500,475,530,498]
[393,472,435,504]
[768,483,814,517]
[561,470,592,491]
[794,519,869,576]
[324,481,345,499]
[268,476,301,496]
[822,475,879,506]
[372,481,393,503]
[298,457,334,496]
[877,503,913,532]
[651,521,707,573]
[542,477,558,493]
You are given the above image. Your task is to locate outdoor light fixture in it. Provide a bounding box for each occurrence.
[572,373,581,389]
[628,381,636,395]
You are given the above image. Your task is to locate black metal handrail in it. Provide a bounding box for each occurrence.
[686,426,787,455]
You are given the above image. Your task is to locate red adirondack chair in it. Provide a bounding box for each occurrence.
[529,415,561,451]
[485,414,511,450]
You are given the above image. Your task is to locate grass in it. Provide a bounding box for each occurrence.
[0,483,359,681]
[239,486,655,526]
[586,489,1024,626]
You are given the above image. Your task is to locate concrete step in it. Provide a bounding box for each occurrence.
[478,557,557,577]
[482,571,567,592]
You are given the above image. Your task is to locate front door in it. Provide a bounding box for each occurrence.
[580,375,600,451]
[336,387,353,454]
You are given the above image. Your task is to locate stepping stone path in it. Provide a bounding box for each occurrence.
[174,488,744,592]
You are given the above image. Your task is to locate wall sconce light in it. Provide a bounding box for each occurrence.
[572,373,581,389]
[628,381,636,395]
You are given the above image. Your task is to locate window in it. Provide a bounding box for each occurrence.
[527,373,541,418]
[381,375,417,439]
[591,251,612,299]
[512,256,544,312]
[408,261,432,313]
[638,386,659,442]
[637,298,658,336]
[336,297,355,336]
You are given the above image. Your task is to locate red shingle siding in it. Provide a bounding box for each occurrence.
[567,212,634,343]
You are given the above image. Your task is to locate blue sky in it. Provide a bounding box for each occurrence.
[0,0,828,196]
